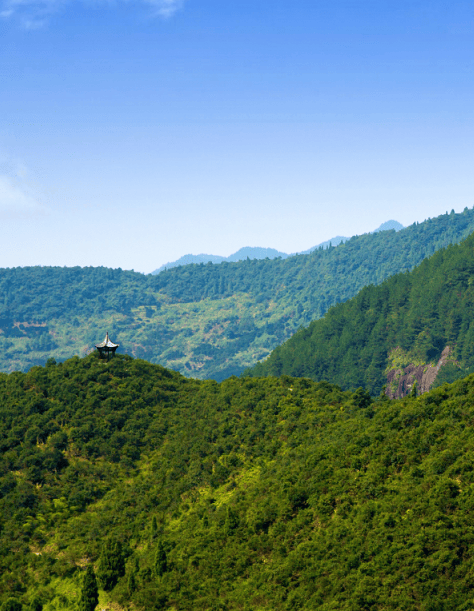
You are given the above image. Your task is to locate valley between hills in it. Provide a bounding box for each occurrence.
[1,209,473,383]
[3,209,474,609]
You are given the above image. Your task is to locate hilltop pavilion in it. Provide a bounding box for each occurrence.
[95,332,119,360]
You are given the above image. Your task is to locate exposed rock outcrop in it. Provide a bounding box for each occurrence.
[386,346,452,399]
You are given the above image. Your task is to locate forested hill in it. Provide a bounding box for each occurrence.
[1,208,474,380]
[3,354,474,610]
[245,229,474,397]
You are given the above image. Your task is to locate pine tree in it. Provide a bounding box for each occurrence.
[127,556,139,596]
[127,570,137,597]
[97,539,125,591]
[78,565,99,611]
[150,516,158,542]
[154,540,167,577]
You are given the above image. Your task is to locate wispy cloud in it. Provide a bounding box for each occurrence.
[147,0,183,18]
[0,160,48,219]
[0,0,63,27]
[1,0,184,26]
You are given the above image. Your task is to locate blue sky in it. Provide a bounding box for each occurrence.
[1,0,473,272]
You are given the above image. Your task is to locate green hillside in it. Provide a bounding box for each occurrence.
[245,227,474,396]
[1,208,474,380]
[2,354,474,610]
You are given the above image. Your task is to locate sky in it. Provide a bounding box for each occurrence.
[1,0,473,273]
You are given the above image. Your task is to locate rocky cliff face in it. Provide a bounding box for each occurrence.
[386,346,452,399]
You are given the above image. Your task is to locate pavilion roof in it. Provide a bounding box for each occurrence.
[95,332,119,349]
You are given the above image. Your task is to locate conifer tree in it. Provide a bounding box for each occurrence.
[127,556,139,596]
[150,515,158,542]
[97,539,125,591]
[78,565,99,611]
[127,570,137,597]
[154,540,167,577]
[411,380,418,398]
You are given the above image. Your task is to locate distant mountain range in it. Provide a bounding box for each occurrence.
[152,220,404,274]
[2,212,471,381]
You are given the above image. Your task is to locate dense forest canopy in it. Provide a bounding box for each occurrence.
[1,207,474,380]
[245,228,474,396]
[2,211,474,610]
[1,354,474,609]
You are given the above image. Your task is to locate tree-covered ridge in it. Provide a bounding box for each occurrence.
[245,228,474,396]
[152,220,404,273]
[2,355,474,609]
[152,246,289,274]
[1,207,474,380]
